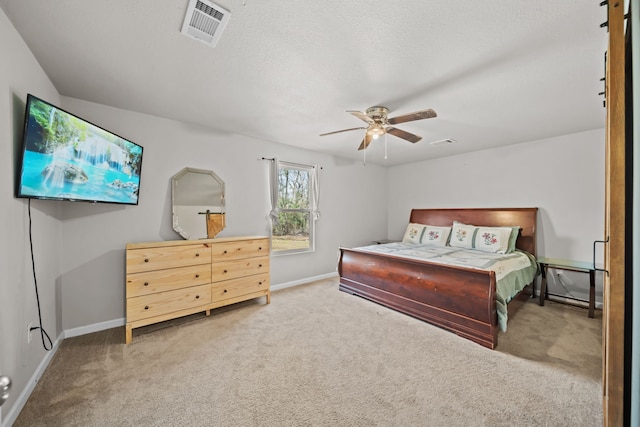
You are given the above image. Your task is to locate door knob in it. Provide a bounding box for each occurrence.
[0,375,11,407]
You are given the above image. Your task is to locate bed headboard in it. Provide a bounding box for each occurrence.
[409,208,538,256]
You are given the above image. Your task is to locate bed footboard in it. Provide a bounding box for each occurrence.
[338,247,500,349]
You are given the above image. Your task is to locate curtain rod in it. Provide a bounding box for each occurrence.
[258,157,323,170]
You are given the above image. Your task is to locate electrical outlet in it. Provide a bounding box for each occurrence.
[27,322,33,343]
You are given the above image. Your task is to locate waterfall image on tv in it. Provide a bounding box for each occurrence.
[16,94,143,205]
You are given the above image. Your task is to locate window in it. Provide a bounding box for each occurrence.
[269,160,319,255]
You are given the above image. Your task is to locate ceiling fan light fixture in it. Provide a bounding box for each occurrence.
[367,123,385,139]
[321,105,436,152]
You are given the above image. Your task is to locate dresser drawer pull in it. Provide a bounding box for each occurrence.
[144,305,149,310]
[144,258,149,263]
[224,269,228,273]
[258,264,263,268]
[259,247,262,250]
[258,281,263,285]
[223,289,228,293]
[144,282,149,286]
[195,295,200,299]
[223,250,228,254]
[195,253,200,257]
[195,274,200,278]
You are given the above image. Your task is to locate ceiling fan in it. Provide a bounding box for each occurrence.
[320,106,437,150]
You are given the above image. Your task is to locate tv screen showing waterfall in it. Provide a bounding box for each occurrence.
[16,94,143,205]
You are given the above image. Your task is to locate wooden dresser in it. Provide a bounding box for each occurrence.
[125,236,270,343]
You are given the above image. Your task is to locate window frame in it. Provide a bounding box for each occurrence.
[271,161,316,256]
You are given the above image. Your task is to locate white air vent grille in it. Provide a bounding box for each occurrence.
[181,0,231,47]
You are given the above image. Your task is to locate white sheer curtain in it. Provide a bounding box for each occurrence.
[268,158,279,225]
[312,165,320,221]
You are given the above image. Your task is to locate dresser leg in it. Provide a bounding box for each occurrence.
[266,292,271,304]
[125,325,132,344]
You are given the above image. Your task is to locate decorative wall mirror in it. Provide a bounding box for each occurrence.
[171,167,225,239]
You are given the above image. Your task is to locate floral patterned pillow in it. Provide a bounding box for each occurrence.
[506,226,521,253]
[402,223,426,244]
[473,226,514,253]
[421,226,451,246]
[449,222,477,249]
[402,223,451,246]
[449,222,514,253]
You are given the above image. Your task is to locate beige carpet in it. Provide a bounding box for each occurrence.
[15,278,602,426]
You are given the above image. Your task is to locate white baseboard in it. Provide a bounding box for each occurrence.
[545,294,603,310]
[62,272,338,340]
[270,272,338,292]
[0,272,338,427]
[2,332,63,427]
[63,317,126,339]
[62,273,338,339]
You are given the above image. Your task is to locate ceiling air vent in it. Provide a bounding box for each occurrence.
[429,138,457,146]
[181,0,231,47]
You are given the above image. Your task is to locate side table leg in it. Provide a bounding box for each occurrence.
[589,269,596,318]
[539,264,547,306]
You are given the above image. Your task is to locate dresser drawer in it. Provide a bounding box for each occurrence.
[127,244,211,274]
[126,264,211,298]
[211,273,270,302]
[212,256,269,282]
[127,284,211,322]
[211,238,269,261]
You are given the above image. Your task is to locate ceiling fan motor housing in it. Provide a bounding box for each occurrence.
[320,105,436,149]
[366,106,389,121]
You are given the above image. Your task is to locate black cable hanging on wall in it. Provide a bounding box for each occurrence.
[28,199,53,352]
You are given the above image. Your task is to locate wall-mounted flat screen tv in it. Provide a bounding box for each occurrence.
[16,94,143,205]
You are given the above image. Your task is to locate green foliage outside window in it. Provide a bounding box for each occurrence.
[272,165,313,252]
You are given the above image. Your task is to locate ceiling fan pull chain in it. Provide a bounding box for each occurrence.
[320,106,436,158]
[363,130,367,166]
[384,132,388,160]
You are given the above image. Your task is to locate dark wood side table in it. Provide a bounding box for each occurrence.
[537,257,596,318]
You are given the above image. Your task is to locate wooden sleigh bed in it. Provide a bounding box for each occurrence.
[338,208,538,349]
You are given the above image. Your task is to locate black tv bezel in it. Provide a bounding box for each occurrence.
[15,94,144,206]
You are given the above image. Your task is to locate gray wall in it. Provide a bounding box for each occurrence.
[57,96,388,332]
[0,9,64,424]
[0,7,387,423]
[0,3,608,424]
[387,129,605,303]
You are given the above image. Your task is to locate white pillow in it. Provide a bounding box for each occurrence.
[473,226,513,254]
[402,223,451,246]
[449,222,476,249]
[402,223,426,244]
[449,222,514,254]
[421,225,451,246]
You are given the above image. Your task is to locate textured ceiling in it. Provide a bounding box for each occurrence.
[1,0,608,166]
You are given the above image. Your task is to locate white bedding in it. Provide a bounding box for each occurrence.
[353,242,538,331]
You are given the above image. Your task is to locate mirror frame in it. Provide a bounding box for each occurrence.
[171,167,225,240]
